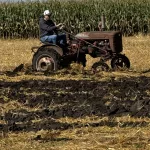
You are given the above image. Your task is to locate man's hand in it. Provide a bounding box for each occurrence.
[56,23,63,28]
[59,25,65,30]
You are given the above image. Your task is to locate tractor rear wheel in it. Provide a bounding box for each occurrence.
[32,47,59,72]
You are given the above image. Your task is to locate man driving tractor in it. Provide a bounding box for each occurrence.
[31,11,130,73]
[39,10,67,49]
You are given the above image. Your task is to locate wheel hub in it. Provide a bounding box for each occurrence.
[116,59,125,68]
[37,57,54,71]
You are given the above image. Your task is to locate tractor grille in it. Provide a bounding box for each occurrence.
[113,33,123,53]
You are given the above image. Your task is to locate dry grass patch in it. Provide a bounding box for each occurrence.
[0,36,150,150]
[0,39,40,71]
[0,35,150,73]
[123,35,150,72]
[0,117,150,150]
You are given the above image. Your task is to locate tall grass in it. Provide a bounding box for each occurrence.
[0,0,150,38]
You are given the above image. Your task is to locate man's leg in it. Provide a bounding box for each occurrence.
[57,33,68,54]
[40,35,57,44]
[57,33,67,46]
[40,36,48,43]
[46,35,57,44]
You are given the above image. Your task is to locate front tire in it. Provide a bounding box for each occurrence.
[32,47,59,72]
[111,54,130,70]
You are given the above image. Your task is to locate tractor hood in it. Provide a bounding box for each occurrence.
[75,31,121,40]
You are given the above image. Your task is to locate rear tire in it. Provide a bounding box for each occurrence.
[111,54,130,70]
[32,47,59,72]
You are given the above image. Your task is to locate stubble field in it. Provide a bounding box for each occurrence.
[0,35,150,150]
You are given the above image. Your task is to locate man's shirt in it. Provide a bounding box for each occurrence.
[39,17,57,38]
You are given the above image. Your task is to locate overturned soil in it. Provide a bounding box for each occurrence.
[0,75,150,132]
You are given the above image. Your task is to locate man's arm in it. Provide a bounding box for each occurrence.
[39,19,57,32]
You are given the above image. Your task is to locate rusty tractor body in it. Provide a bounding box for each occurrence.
[75,31,122,53]
[31,30,130,72]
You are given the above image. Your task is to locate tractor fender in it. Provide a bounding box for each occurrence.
[32,44,63,56]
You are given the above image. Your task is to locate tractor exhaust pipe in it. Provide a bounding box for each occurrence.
[101,14,106,31]
[99,14,106,31]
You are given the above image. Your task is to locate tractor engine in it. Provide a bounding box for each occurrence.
[81,40,111,58]
[69,39,111,58]
[69,41,79,54]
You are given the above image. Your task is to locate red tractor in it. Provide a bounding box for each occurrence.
[31,30,130,72]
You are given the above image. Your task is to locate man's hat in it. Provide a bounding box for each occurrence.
[43,10,51,16]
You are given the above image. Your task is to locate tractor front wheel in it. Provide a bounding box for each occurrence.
[111,54,130,70]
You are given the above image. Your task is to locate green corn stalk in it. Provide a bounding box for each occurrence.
[0,0,150,38]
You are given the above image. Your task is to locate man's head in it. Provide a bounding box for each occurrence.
[43,10,51,20]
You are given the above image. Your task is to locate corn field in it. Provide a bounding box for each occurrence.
[0,0,150,38]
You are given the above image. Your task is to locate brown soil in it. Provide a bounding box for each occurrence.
[0,74,150,132]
